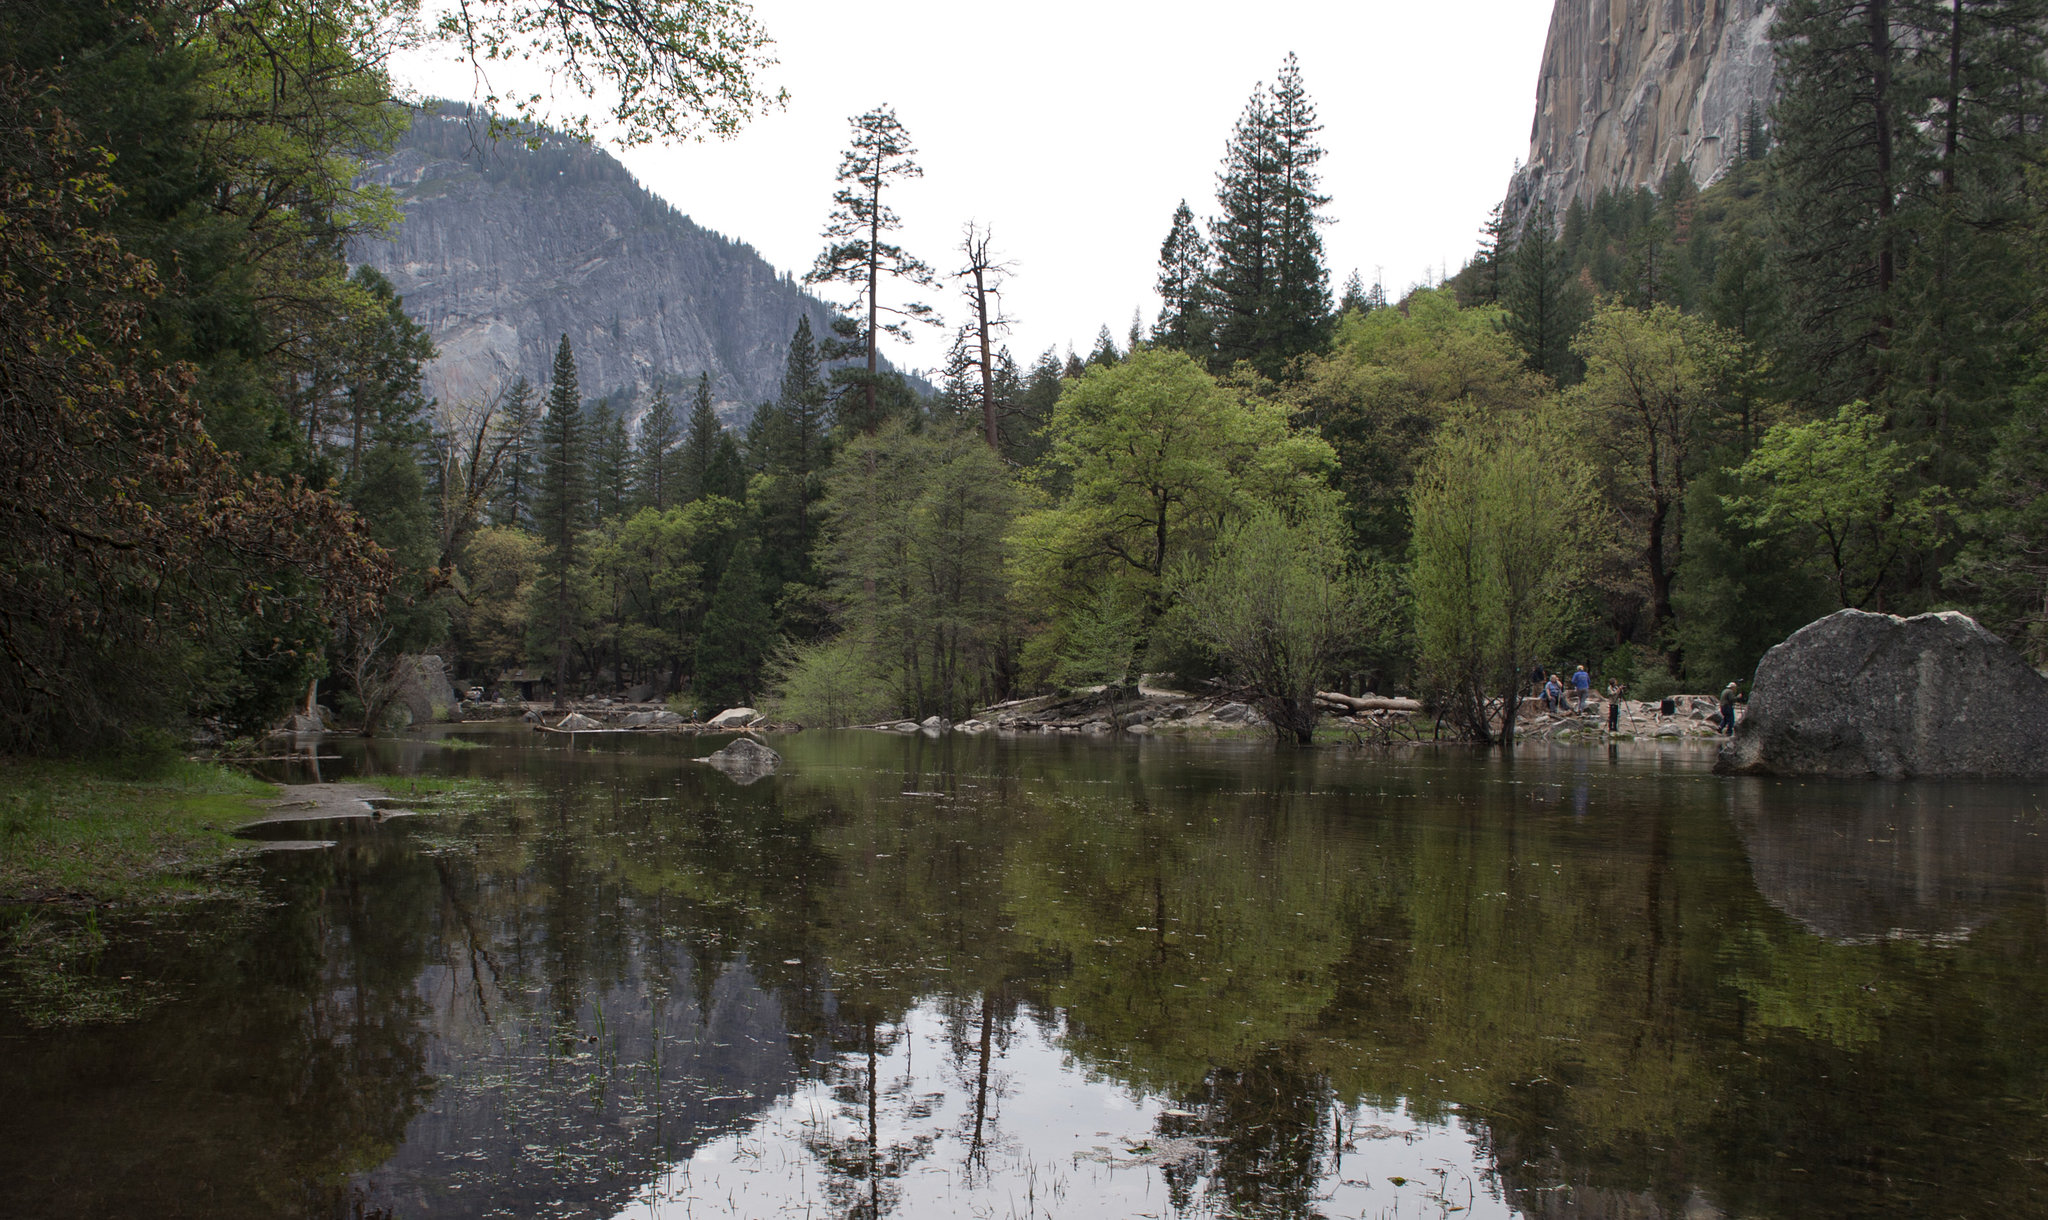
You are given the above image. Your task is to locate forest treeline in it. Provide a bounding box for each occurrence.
[4,1,2045,752]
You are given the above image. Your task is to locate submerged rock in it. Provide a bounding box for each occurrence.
[1717,608,2048,779]
[702,737,781,783]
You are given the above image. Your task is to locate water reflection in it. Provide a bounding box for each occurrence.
[2,730,2046,1220]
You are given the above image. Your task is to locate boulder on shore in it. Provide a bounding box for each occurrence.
[1716,608,2048,779]
[707,707,759,728]
[702,737,781,782]
[555,712,603,731]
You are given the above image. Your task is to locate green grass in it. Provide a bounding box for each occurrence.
[0,759,276,904]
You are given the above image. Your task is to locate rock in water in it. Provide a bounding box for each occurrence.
[703,737,781,782]
[707,707,760,728]
[555,712,602,731]
[1717,609,2048,779]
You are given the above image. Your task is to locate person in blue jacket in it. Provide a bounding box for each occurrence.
[1572,665,1591,713]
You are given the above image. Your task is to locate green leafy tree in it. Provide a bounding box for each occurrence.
[1725,401,1942,610]
[1285,287,1544,561]
[813,422,1021,720]
[1168,507,1389,743]
[1568,303,1749,669]
[805,106,940,431]
[1410,406,1601,744]
[1012,347,1337,679]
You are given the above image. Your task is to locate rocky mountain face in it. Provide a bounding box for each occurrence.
[351,109,850,428]
[1504,0,1779,227]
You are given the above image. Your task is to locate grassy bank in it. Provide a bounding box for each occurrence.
[0,759,276,905]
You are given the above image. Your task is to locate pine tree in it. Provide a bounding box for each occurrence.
[1209,55,1332,379]
[632,383,681,511]
[533,335,589,702]
[1266,53,1333,360]
[1503,206,1590,386]
[756,315,832,593]
[489,376,541,528]
[677,373,720,504]
[1338,269,1368,315]
[1088,325,1120,369]
[588,403,631,522]
[805,106,941,431]
[1154,199,1216,358]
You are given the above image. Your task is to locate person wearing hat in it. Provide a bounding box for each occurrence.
[1720,681,1740,736]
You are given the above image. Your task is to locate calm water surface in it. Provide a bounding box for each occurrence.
[4,727,2047,1219]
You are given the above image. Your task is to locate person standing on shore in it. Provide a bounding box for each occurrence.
[1606,680,1623,732]
[1720,681,1740,736]
[1572,665,1591,713]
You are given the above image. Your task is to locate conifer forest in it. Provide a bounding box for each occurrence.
[3,0,2046,753]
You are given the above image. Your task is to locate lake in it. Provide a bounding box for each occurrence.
[4,726,2046,1219]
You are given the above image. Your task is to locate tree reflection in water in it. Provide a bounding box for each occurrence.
[4,729,2047,1220]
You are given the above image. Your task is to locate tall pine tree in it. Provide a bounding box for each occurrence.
[489,376,541,528]
[1209,55,1332,379]
[1503,205,1591,386]
[805,107,940,431]
[1154,200,1216,358]
[676,373,721,505]
[632,383,681,511]
[533,336,589,702]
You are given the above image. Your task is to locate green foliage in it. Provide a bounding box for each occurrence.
[1726,402,1943,610]
[1153,199,1216,359]
[1287,288,1543,561]
[766,637,892,728]
[1168,506,1391,743]
[1568,303,1751,668]
[1503,205,1592,386]
[819,422,1022,719]
[692,534,767,712]
[1409,406,1602,742]
[1013,348,1337,675]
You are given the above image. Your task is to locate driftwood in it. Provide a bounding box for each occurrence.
[1315,691,1422,714]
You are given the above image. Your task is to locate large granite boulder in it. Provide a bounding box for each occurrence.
[1717,609,2048,779]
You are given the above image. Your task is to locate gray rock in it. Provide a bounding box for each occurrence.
[702,737,781,783]
[622,711,657,727]
[1505,0,1779,232]
[653,710,688,727]
[707,707,759,728]
[555,712,603,731]
[1717,608,2048,779]
[920,714,948,730]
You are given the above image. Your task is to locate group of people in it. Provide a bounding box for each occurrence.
[1537,665,1595,715]
[1532,665,1746,737]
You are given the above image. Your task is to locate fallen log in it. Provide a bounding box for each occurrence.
[1316,691,1422,714]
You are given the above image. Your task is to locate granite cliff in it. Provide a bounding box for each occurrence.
[1505,0,1779,228]
[351,109,857,427]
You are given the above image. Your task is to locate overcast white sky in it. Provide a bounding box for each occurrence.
[392,1,1555,381]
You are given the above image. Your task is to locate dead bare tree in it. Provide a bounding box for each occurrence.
[954,223,1017,450]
